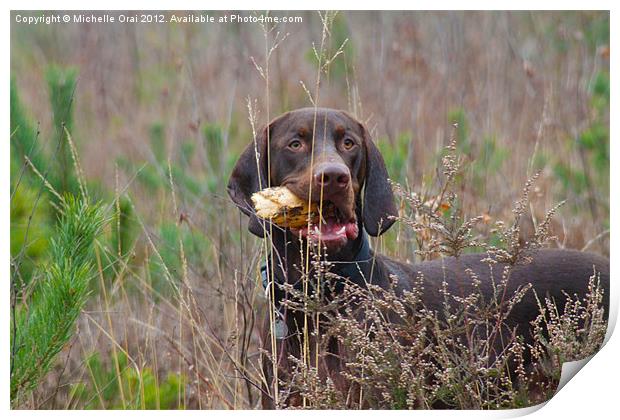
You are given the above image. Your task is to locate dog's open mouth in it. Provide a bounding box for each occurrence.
[289,201,358,248]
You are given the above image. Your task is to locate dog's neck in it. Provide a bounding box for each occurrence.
[261,220,374,305]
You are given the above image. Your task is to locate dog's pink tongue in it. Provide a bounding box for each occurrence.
[314,221,359,242]
[345,222,359,240]
[316,219,345,240]
[291,221,358,245]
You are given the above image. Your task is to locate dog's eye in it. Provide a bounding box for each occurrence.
[343,138,356,150]
[288,140,303,151]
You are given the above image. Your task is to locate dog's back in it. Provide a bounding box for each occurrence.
[378,248,610,353]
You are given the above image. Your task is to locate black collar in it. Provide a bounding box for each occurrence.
[329,231,372,283]
[260,232,372,339]
[260,231,372,298]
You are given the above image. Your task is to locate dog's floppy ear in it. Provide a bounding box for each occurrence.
[227,123,273,237]
[360,123,398,236]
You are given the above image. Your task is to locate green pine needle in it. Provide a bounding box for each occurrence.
[11,195,107,404]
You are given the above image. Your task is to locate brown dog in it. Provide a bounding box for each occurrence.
[227,107,610,408]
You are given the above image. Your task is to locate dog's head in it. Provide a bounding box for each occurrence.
[228,107,397,251]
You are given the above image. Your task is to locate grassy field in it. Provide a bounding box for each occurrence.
[10,11,609,409]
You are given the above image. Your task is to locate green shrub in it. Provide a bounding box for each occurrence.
[552,70,609,222]
[45,66,79,196]
[148,221,211,296]
[10,78,46,177]
[305,12,354,82]
[149,122,166,162]
[203,123,224,174]
[11,67,86,288]
[46,66,78,132]
[70,352,185,409]
[11,195,106,404]
[378,133,411,184]
[10,183,51,288]
[111,196,137,259]
[447,108,471,155]
[471,136,508,194]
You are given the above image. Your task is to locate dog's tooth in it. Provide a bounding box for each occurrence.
[337,226,346,235]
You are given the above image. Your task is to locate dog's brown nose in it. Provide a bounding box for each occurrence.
[313,162,351,194]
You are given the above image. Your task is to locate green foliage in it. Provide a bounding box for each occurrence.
[532,152,549,172]
[471,136,508,194]
[129,122,193,194]
[585,72,610,170]
[378,133,411,184]
[149,122,166,162]
[46,66,80,196]
[11,67,81,199]
[121,121,227,197]
[583,12,609,51]
[170,165,202,196]
[11,195,107,403]
[552,70,609,220]
[11,68,84,288]
[306,12,354,82]
[203,122,237,193]
[10,78,45,177]
[204,123,223,173]
[46,66,78,132]
[592,71,610,103]
[116,156,160,193]
[111,196,137,259]
[71,352,184,409]
[553,162,587,194]
[148,222,211,296]
[99,196,138,285]
[544,13,608,57]
[10,184,51,288]
[578,121,609,171]
[391,387,408,409]
[179,141,195,168]
[447,108,508,194]
[447,108,471,155]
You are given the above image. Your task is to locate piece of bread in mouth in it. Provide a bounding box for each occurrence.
[251,186,318,229]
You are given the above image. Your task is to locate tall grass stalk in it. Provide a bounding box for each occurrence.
[250,15,291,406]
